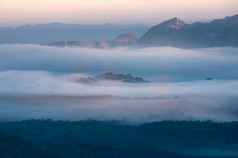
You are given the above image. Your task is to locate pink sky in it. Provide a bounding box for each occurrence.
[0,0,237,26]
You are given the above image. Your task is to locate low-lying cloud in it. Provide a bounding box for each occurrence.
[0,70,238,97]
[0,44,238,122]
[1,44,238,81]
[0,94,238,123]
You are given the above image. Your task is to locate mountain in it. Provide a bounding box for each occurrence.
[139,14,238,48]
[75,72,146,83]
[0,23,149,44]
[95,72,145,83]
[46,32,138,49]
[110,32,138,47]
[2,14,237,48]
[46,40,111,49]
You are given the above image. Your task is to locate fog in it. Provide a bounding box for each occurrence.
[1,95,238,123]
[0,44,238,122]
[0,70,238,97]
[1,44,238,81]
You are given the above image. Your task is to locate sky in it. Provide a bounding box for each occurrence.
[0,0,238,26]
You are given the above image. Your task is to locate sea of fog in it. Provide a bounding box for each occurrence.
[0,44,238,122]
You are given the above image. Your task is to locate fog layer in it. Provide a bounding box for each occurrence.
[1,44,238,81]
[0,44,238,122]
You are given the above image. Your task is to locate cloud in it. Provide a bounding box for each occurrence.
[1,44,238,81]
[0,44,238,122]
[0,94,237,123]
[0,70,238,122]
[0,70,238,97]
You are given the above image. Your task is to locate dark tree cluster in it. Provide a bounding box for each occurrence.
[0,120,238,158]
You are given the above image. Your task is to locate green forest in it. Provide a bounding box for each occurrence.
[0,120,238,158]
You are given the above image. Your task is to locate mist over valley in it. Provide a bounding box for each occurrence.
[1,9,238,157]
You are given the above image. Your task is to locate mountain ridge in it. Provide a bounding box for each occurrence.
[0,23,148,44]
[139,14,238,48]
[45,32,138,49]
[46,14,238,49]
[1,14,238,48]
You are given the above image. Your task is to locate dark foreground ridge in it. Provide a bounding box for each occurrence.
[0,120,238,158]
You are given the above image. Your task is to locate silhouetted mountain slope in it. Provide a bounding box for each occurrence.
[139,14,238,48]
[0,23,148,44]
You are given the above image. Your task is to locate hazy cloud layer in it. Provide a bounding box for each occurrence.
[0,44,238,122]
[0,95,238,123]
[0,70,238,97]
[1,44,238,81]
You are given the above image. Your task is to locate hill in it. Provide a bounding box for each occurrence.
[139,14,238,48]
[0,23,148,44]
[46,32,138,49]
[0,120,237,158]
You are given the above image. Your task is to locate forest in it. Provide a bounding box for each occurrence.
[0,120,238,158]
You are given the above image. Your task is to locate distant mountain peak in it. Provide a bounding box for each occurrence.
[42,14,238,49]
[113,32,137,41]
[139,14,238,48]
[161,17,185,30]
[111,32,138,47]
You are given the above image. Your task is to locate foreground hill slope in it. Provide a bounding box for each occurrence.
[0,120,238,158]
